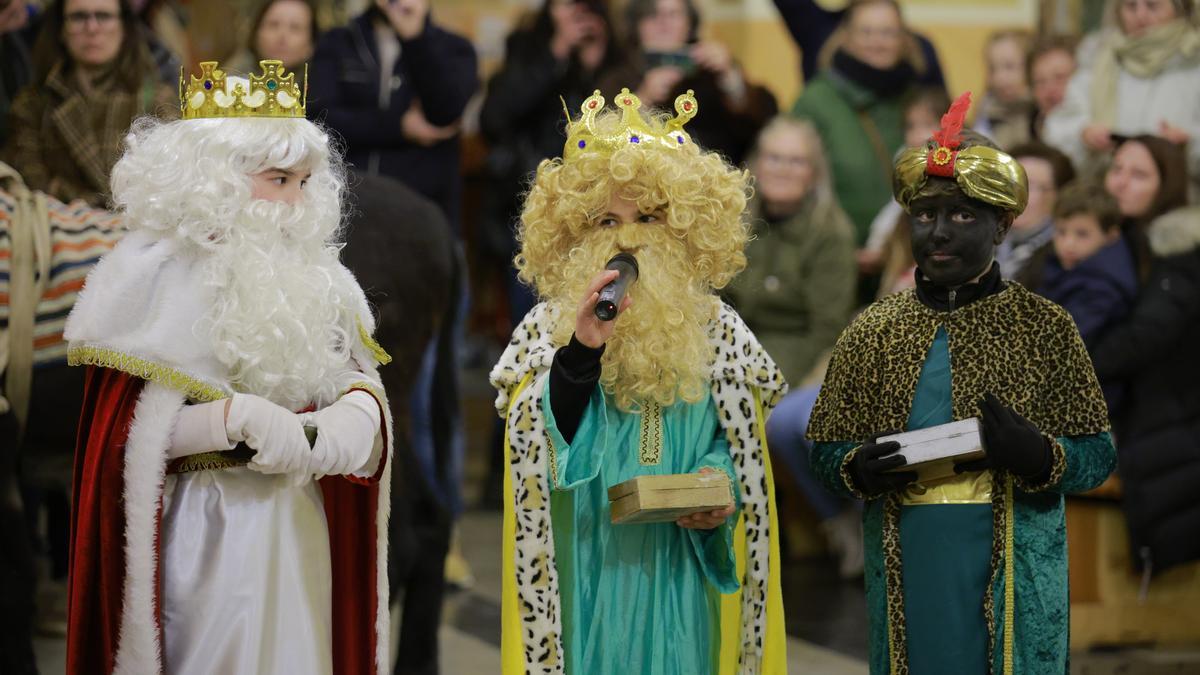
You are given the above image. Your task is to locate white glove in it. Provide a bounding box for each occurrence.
[168,400,236,459]
[307,391,381,478]
[226,393,312,476]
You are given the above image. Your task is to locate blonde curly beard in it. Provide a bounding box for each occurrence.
[547,226,717,411]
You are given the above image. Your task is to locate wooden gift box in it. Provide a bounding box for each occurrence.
[880,418,986,483]
[607,473,734,525]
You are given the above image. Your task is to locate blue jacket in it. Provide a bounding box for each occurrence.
[1038,237,1138,348]
[309,12,478,228]
[1038,237,1138,412]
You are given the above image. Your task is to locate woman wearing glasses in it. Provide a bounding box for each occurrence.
[722,117,861,577]
[2,0,175,206]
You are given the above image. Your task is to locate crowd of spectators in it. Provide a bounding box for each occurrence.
[2,0,1200,670]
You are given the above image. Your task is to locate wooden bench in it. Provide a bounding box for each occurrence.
[1067,477,1200,648]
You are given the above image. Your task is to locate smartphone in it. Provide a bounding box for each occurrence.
[643,50,696,75]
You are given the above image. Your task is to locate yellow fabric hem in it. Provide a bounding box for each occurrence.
[718,387,787,674]
[501,373,533,674]
[67,345,227,402]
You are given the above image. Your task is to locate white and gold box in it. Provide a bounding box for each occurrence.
[879,418,987,483]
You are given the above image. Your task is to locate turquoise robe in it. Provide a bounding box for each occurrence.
[899,327,993,673]
[541,381,741,675]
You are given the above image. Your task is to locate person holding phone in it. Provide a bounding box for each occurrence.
[599,0,776,165]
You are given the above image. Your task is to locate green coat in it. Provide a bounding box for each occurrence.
[791,72,908,245]
[724,196,856,386]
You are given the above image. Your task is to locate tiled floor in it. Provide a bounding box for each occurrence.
[34,509,868,675]
[29,509,1200,674]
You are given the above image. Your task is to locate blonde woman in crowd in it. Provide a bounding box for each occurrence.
[725,117,861,577]
[791,0,928,247]
[973,29,1034,150]
[228,0,319,73]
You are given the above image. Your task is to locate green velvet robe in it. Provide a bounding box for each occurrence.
[807,284,1115,675]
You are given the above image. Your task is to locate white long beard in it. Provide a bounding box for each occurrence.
[195,198,356,410]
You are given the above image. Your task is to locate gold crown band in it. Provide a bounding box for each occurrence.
[563,88,698,160]
[180,59,307,120]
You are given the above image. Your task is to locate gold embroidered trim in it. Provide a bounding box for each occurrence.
[638,401,663,465]
[168,451,248,474]
[1002,476,1016,674]
[548,434,560,489]
[358,320,392,365]
[343,380,386,405]
[982,471,1009,674]
[68,345,227,402]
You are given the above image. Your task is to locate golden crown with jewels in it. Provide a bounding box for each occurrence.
[179,59,307,120]
[563,88,698,160]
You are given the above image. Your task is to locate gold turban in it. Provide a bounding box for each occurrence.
[892,92,1028,215]
[893,143,1029,215]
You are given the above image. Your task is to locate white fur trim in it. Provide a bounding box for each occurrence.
[113,383,185,674]
[64,232,230,388]
[368,381,394,675]
[1148,206,1200,257]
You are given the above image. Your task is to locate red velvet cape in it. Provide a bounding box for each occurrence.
[67,366,387,674]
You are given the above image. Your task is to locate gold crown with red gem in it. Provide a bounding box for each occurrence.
[563,88,698,161]
[179,59,307,120]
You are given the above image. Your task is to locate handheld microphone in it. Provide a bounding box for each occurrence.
[594,252,639,321]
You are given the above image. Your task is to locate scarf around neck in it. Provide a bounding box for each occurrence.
[831,49,916,100]
[1090,19,1200,125]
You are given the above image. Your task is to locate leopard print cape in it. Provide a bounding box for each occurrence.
[490,301,787,674]
[809,283,1109,675]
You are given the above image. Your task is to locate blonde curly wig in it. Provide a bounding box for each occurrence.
[515,108,752,410]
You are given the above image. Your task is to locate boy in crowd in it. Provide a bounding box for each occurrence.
[1038,181,1138,348]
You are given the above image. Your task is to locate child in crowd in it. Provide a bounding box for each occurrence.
[974,29,1034,149]
[1039,182,1138,346]
[1038,182,1138,410]
[861,87,949,282]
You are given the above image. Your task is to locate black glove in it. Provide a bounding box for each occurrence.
[847,435,917,497]
[956,393,1051,478]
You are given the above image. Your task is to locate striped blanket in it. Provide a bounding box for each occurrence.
[0,169,123,368]
[2,161,123,433]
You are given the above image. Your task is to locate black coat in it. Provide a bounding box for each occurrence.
[478,27,612,259]
[0,29,32,147]
[309,12,478,229]
[338,172,458,586]
[598,58,778,167]
[1091,208,1200,574]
